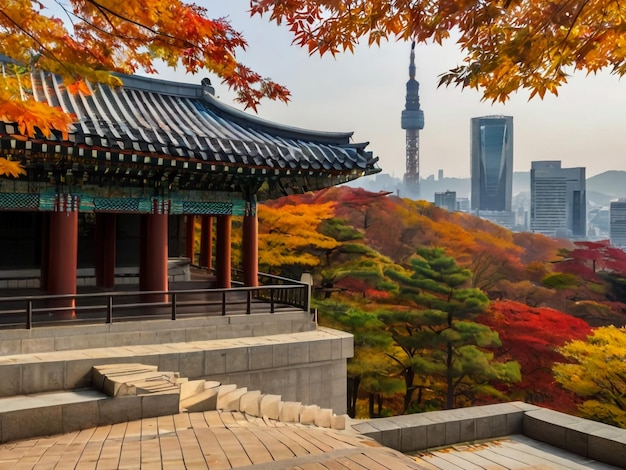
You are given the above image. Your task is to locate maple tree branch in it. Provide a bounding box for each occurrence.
[54,0,144,46]
[551,0,592,74]
[0,10,72,76]
[83,0,199,50]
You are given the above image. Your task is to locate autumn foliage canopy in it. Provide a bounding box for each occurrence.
[0,0,290,137]
[5,1,626,138]
[259,187,626,421]
[251,0,626,102]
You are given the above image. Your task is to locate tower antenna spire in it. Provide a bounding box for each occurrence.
[401,41,424,198]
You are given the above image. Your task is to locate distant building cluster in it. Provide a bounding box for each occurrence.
[389,56,625,246]
[424,115,624,245]
[432,116,592,242]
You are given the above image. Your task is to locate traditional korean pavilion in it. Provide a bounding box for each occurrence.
[0,65,380,303]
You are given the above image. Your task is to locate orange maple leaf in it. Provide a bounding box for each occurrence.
[0,157,27,178]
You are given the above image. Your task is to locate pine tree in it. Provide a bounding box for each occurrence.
[382,247,520,410]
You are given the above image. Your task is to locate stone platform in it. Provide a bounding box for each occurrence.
[0,307,624,469]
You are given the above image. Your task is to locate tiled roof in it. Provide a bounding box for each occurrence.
[0,67,380,194]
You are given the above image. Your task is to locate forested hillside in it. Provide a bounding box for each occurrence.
[253,186,626,425]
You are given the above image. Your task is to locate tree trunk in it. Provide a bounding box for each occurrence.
[403,367,415,413]
[347,376,360,418]
[446,341,454,409]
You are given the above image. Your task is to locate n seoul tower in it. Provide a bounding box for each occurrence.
[401,41,425,198]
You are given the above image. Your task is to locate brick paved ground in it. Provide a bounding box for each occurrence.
[0,410,428,469]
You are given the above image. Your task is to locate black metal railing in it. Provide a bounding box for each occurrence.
[0,278,310,330]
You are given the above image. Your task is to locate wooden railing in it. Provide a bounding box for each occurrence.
[0,278,310,330]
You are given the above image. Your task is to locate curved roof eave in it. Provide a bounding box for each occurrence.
[117,73,355,146]
[201,91,354,146]
[0,63,382,188]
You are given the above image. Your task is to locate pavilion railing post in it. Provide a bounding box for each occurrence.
[305,283,311,313]
[270,288,275,314]
[171,293,177,320]
[26,300,32,329]
[246,290,251,314]
[221,291,226,316]
[106,296,113,324]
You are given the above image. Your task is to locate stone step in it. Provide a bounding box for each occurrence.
[93,363,180,397]
[259,394,281,420]
[300,404,320,425]
[94,365,349,432]
[131,378,179,395]
[177,378,346,430]
[180,385,220,413]
[103,372,177,397]
[179,380,207,402]
[217,387,248,411]
[279,401,302,423]
[92,364,159,391]
[239,390,262,416]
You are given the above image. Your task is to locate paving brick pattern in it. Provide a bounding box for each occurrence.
[0,410,428,469]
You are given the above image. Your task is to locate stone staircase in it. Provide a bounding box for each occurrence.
[0,361,348,444]
[93,363,347,430]
[0,323,354,444]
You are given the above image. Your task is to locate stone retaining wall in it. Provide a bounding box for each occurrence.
[0,327,352,414]
[0,311,314,356]
[352,402,626,469]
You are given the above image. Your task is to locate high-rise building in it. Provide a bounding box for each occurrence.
[401,41,424,198]
[470,116,513,212]
[610,199,626,247]
[530,161,586,238]
[434,191,457,212]
[457,198,470,212]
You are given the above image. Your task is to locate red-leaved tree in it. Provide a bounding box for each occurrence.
[479,300,592,413]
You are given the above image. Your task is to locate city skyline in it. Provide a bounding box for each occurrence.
[153,1,626,180]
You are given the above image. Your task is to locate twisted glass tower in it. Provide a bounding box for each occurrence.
[470,116,513,211]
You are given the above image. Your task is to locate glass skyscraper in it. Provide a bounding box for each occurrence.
[610,199,626,247]
[530,161,586,238]
[470,116,514,212]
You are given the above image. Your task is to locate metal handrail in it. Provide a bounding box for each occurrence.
[0,282,309,330]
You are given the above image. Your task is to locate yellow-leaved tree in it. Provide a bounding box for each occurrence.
[553,326,626,428]
[258,201,339,276]
[0,0,290,137]
[251,0,626,102]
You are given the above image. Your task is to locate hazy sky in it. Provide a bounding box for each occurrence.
[155,1,626,179]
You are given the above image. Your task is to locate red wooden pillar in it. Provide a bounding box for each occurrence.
[215,215,231,288]
[199,215,213,270]
[242,213,259,287]
[185,215,195,265]
[139,215,148,291]
[47,195,79,316]
[140,212,169,301]
[95,213,116,289]
[39,213,50,291]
